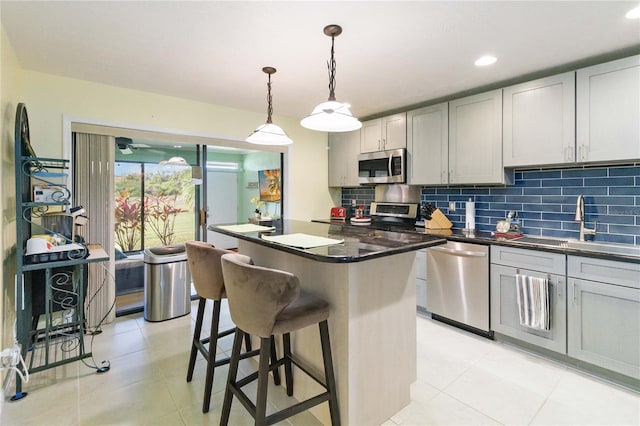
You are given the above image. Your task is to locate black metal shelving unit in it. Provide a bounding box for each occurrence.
[12,103,109,401]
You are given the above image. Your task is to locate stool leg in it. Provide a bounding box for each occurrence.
[319,320,340,425]
[202,299,222,413]
[255,337,271,426]
[270,336,281,385]
[187,297,206,382]
[283,332,293,396]
[244,332,252,351]
[221,328,243,426]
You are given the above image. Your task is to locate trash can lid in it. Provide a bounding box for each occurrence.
[147,244,185,256]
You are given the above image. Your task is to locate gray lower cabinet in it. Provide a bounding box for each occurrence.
[416,249,427,311]
[567,256,640,380]
[490,246,567,354]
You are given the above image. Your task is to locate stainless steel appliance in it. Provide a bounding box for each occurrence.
[368,201,420,231]
[358,148,406,184]
[427,241,491,336]
[144,244,191,322]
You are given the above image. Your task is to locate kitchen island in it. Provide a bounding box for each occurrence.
[210,220,446,425]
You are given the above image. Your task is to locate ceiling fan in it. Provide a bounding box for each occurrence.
[115,137,163,155]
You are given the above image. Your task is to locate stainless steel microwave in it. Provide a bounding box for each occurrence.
[358,148,406,184]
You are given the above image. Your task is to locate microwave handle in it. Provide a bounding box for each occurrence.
[388,153,392,176]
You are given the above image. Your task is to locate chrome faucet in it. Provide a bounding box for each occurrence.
[575,195,596,241]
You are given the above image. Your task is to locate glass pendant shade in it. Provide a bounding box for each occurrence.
[247,66,293,146]
[300,100,362,132]
[246,123,293,145]
[301,24,362,133]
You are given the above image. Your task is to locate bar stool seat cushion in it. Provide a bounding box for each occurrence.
[272,291,329,336]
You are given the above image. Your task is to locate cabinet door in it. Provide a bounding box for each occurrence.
[407,103,448,185]
[328,130,360,187]
[568,278,640,379]
[449,89,511,184]
[360,119,382,153]
[490,264,567,354]
[503,72,575,166]
[382,113,407,150]
[577,55,640,162]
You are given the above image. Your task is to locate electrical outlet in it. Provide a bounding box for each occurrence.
[449,201,456,212]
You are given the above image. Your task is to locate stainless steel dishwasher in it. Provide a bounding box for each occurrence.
[426,241,491,336]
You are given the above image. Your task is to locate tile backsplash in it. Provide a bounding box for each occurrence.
[342,163,640,245]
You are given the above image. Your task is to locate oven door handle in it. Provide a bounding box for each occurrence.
[429,246,487,257]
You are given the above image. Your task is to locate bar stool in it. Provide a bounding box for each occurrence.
[185,241,282,413]
[220,252,340,426]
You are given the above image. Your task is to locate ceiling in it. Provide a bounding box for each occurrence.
[2,1,639,122]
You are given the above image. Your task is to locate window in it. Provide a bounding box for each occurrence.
[114,161,195,252]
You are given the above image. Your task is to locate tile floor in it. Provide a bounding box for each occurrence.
[2,300,639,425]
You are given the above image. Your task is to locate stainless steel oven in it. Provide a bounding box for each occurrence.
[358,148,406,184]
[427,241,491,336]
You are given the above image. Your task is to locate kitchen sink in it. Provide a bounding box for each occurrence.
[564,240,640,258]
[510,236,640,258]
[513,236,568,247]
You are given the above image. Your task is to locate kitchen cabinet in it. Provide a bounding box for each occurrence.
[328,129,360,187]
[449,89,513,184]
[360,113,406,153]
[503,72,576,166]
[407,103,449,185]
[490,246,567,354]
[567,256,640,380]
[576,55,640,162]
[416,249,427,311]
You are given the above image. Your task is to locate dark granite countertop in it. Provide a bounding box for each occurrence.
[312,219,640,264]
[209,220,447,263]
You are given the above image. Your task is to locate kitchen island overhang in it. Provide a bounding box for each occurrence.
[209,220,446,425]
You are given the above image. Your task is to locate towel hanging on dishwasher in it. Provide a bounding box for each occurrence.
[515,274,551,331]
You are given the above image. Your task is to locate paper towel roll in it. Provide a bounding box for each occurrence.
[465,199,476,230]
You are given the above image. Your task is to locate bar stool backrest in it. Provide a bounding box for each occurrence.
[185,241,233,301]
[221,252,300,338]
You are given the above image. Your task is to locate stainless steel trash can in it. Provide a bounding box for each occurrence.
[143,244,191,321]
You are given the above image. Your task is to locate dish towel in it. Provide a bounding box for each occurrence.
[515,274,551,331]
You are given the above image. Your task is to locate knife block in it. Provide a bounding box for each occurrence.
[424,208,452,229]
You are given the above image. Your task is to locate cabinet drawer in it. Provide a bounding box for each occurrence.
[491,245,566,275]
[568,256,640,289]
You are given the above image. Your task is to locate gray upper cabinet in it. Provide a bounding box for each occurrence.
[328,130,360,187]
[360,113,406,153]
[503,72,576,166]
[449,89,512,184]
[407,103,448,185]
[576,55,640,163]
[567,256,640,380]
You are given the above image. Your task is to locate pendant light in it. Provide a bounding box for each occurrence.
[246,66,293,145]
[300,24,362,132]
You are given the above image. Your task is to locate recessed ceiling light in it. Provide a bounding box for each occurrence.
[626,4,640,19]
[475,55,497,67]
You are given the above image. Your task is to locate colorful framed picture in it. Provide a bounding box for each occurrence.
[258,169,281,202]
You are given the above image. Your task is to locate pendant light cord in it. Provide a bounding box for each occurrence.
[327,34,337,102]
[266,73,273,124]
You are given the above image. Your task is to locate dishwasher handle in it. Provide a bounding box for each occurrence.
[429,246,487,257]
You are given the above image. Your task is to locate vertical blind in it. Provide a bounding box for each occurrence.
[73,133,116,328]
